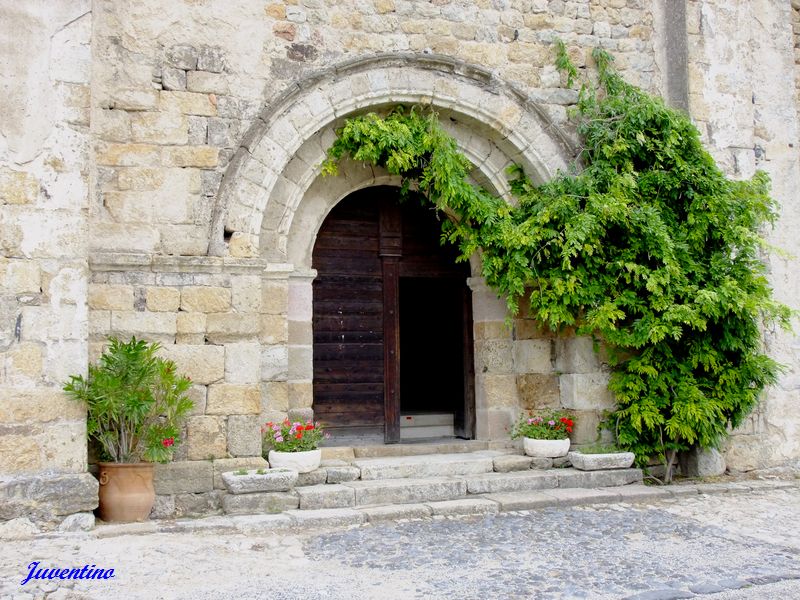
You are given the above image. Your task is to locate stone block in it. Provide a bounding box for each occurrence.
[146,287,180,312]
[186,415,228,460]
[0,517,40,539]
[530,457,554,469]
[0,388,84,424]
[157,344,224,385]
[559,373,617,411]
[130,111,188,145]
[210,457,268,489]
[320,446,356,461]
[187,71,229,94]
[0,168,39,204]
[296,468,327,487]
[222,468,298,494]
[154,460,213,495]
[110,311,177,341]
[288,380,313,410]
[166,44,198,70]
[474,340,514,374]
[261,344,288,381]
[476,373,519,409]
[160,91,217,116]
[482,491,558,511]
[88,284,133,311]
[343,478,466,506]
[206,313,261,343]
[150,495,176,519]
[223,491,299,515]
[177,312,207,335]
[513,339,553,373]
[0,473,98,521]
[58,512,95,532]
[681,447,726,477]
[110,89,159,110]
[175,490,224,517]
[225,342,261,384]
[493,455,532,472]
[556,468,642,489]
[359,503,432,522]
[542,487,623,506]
[555,337,601,373]
[96,142,161,167]
[296,484,355,509]
[354,454,494,480]
[516,374,561,411]
[161,66,186,91]
[1,258,41,293]
[326,466,361,483]
[427,498,499,516]
[181,286,231,313]
[207,384,260,415]
[261,279,288,314]
[227,414,261,456]
[197,45,226,72]
[568,451,635,471]
[262,381,289,413]
[286,508,366,528]
[261,314,288,344]
[465,471,559,494]
[162,145,218,168]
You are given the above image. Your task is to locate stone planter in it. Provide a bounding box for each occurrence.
[97,462,155,523]
[523,437,571,458]
[221,468,298,494]
[568,451,635,471]
[268,449,321,473]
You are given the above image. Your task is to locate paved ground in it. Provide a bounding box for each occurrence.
[1,485,798,600]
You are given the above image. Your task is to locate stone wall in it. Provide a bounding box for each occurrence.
[0,0,98,522]
[2,0,799,525]
[685,0,800,471]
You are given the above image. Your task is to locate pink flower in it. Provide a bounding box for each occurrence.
[275,436,284,443]
[527,418,534,424]
[548,420,556,426]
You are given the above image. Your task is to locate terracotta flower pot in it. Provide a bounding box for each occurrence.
[523,437,571,458]
[268,449,321,473]
[97,462,155,522]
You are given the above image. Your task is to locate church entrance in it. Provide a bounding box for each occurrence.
[311,186,475,443]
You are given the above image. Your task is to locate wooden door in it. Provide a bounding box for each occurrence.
[312,187,474,442]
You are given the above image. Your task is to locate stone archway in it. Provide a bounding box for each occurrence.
[212,53,577,441]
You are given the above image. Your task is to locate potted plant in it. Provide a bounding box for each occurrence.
[262,419,327,473]
[64,337,193,522]
[511,411,575,458]
[568,443,635,471]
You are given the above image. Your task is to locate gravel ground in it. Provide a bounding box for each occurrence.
[1,486,798,600]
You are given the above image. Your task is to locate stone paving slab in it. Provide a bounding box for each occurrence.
[557,468,642,488]
[353,453,494,480]
[481,491,558,511]
[542,487,624,506]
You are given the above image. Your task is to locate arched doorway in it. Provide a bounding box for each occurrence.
[312,186,474,443]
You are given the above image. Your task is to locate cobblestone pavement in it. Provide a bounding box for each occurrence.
[1,486,798,600]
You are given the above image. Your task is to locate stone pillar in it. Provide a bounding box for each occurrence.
[468,276,517,441]
[286,268,316,423]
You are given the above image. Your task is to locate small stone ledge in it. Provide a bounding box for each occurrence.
[222,468,298,494]
[89,252,268,274]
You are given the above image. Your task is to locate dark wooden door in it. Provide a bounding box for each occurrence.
[312,187,474,442]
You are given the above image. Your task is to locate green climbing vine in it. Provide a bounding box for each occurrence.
[322,44,792,482]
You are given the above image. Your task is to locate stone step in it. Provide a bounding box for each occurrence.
[353,452,496,480]
[465,470,560,494]
[321,440,491,461]
[342,477,467,506]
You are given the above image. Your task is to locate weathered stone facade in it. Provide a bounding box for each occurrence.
[1,0,798,522]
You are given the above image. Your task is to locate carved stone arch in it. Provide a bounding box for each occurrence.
[209,52,577,258]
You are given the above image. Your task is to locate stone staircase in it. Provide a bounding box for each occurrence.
[220,449,643,517]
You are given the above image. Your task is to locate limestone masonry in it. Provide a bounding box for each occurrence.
[1,0,798,523]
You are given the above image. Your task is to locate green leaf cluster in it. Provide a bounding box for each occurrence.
[323,46,791,478]
[64,337,194,463]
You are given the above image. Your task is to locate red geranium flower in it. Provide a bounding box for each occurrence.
[161,437,175,447]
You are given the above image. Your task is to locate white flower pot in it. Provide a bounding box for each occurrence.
[523,437,571,458]
[268,449,321,473]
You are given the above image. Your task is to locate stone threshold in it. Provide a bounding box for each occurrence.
[91,479,799,540]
